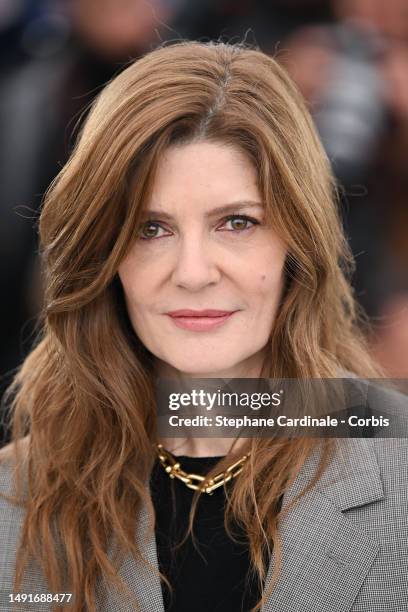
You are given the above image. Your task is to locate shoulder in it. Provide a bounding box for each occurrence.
[0,437,30,463]
[0,439,28,526]
[0,442,26,593]
[339,436,408,535]
[0,439,52,605]
[366,379,408,413]
[0,438,29,495]
[370,437,408,498]
[0,439,30,547]
[345,376,408,437]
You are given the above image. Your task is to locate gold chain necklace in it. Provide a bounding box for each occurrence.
[154,443,250,495]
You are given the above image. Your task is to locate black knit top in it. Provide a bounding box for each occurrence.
[149,454,273,612]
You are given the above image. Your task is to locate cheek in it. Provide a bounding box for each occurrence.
[258,267,285,292]
[253,270,286,316]
[118,256,152,303]
[253,237,287,287]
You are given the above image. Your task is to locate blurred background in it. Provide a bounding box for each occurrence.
[0,0,407,445]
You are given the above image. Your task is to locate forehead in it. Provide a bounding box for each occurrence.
[144,141,261,215]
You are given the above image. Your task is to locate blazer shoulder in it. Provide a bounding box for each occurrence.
[370,436,408,495]
[0,439,29,513]
[0,443,52,607]
[350,377,408,437]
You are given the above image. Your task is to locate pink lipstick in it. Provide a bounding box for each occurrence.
[166,309,237,332]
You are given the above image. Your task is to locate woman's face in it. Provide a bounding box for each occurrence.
[118,141,287,378]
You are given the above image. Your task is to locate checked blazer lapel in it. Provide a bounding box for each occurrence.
[96,494,166,612]
[261,438,384,612]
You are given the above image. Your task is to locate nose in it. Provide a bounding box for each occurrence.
[171,233,221,291]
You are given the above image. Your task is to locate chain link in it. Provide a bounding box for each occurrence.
[155,443,250,495]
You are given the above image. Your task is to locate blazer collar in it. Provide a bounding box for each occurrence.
[261,437,384,612]
[97,438,384,612]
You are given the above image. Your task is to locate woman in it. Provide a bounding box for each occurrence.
[0,41,407,612]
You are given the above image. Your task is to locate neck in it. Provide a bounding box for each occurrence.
[154,353,267,457]
[157,436,249,458]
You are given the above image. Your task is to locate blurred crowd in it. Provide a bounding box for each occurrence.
[1,0,407,444]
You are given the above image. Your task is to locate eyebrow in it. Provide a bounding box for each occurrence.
[140,201,264,221]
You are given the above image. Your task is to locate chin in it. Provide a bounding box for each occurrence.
[162,356,237,378]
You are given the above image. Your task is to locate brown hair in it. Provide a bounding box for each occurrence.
[0,41,381,612]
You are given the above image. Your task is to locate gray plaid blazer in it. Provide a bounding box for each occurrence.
[1,434,408,611]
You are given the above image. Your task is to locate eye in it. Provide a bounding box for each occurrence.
[218,214,259,233]
[138,222,171,240]
[137,214,260,241]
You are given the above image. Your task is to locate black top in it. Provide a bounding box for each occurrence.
[150,454,274,612]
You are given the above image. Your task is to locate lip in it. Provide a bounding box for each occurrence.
[166,309,237,332]
[167,309,235,317]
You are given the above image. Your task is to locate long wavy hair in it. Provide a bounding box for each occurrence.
[0,41,382,612]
